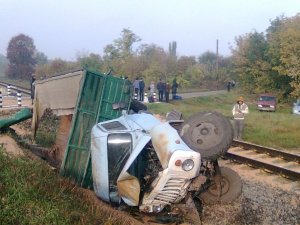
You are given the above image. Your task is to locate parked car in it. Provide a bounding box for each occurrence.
[293,100,300,115]
[257,94,276,112]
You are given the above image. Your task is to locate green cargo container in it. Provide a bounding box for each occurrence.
[60,70,132,188]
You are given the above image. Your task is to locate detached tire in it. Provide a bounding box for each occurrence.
[130,99,147,113]
[200,167,242,204]
[180,111,233,161]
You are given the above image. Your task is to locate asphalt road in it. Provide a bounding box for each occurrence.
[179,90,226,99]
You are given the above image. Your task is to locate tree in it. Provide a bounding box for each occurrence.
[168,41,177,58]
[0,54,8,77]
[35,51,48,65]
[230,14,300,100]
[103,28,141,76]
[6,33,36,79]
[139,45,168,83]
[116,28,141,57]
[103,44,120,61]
[104,28,141,60]
[231,32,271,93]
[273,14,300,98]
[76,52,103,71]
[35,58,78,79]
[266,15,292,99]
[198,51,218,78]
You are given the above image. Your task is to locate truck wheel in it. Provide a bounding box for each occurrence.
[200,167,242,204]
[180,111,233,160]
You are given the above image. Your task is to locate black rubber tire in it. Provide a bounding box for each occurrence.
[180,111,233,161]
[200,167,242,204]
[129,99,148,113]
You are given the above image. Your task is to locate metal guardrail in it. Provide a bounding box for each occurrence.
[0,81,31,95]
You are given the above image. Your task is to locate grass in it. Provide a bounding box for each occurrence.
[35,109,59,147]
[147,90,300,152]
[0,148,125,225]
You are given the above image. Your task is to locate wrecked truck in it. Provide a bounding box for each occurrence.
[91,109,242,223]
[57,70,241,223]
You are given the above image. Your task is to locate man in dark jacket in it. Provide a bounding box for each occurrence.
[31,74,36,104]
[139,77,145,101]
[165,82,171,103]
[157,79,164,102]
[172,78,178,99]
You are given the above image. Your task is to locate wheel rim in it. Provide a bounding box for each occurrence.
[190,122,222,150]
[206,176,230,197]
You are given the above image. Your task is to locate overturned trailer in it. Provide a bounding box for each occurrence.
[32,69,132,185]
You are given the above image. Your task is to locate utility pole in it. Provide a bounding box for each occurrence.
[216,39,219,81]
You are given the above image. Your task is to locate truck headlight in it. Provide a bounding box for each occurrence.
[270,105,275,108]
[258,104,262,107]
[182,159,194,171]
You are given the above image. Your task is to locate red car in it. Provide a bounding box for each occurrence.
[257,94,276,112]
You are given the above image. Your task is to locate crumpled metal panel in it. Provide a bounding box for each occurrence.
[0,108,32,130]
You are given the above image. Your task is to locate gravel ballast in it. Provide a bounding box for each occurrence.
[201,160,300,225]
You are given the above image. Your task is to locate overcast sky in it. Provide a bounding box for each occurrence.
[0,0,299,60]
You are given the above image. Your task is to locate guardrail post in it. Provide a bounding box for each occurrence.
[17,90,22,107]
[153,92,157,102]
[144,92,149,103]
[0,91,2,108]
[7,85,11,95]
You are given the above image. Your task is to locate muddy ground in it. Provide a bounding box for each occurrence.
[0,107,299,225]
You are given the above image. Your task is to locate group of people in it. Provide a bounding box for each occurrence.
[132,77,178,103]
[132,77,146,101]
[133,77,248,140]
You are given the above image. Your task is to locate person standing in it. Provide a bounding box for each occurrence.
[232,96,249,140]
[165,82,171,103]
[31,74,36,105]
[132,77,140,100]
[139,77,145,101]
[162,80,166,102]
[172,77,178,99]
[227,81,231,92]
[157,79,164,102]
[148,81,155,102]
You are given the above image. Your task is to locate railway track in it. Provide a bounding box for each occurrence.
[0,81,31,95]
[226,140,300,181]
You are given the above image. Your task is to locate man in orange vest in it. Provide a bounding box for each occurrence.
[232,96,249,140]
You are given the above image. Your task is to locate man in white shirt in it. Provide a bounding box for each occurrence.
[232,96,249,140]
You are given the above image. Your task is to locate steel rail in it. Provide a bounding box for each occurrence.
[0,81,31,95]
[225,152,300,181]
[232,140,300,163]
